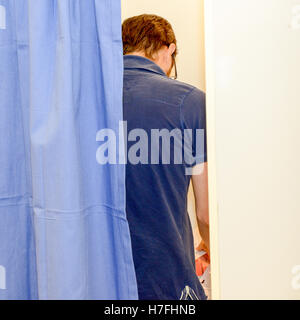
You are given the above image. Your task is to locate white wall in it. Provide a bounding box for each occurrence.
[121,0,206,248]
[205,0,300,299]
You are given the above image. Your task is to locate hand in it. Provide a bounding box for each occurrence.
[196,240,210,260]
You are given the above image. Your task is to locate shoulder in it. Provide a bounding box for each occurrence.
[152,76,205,107]
[176,82,205,117]
[180,85,205,107]
[175,82,206,129]
[156,76,196,95]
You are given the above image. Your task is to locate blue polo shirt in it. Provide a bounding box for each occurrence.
[123,55,207,300]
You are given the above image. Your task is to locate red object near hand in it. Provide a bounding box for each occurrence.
[196,254,210,276]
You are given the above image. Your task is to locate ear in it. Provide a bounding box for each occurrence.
[168,43,176,56]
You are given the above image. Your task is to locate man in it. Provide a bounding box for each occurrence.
[123,14,209,300]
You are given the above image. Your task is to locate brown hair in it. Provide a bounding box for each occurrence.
[122,14,177,59]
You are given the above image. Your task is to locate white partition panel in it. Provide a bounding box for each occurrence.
[205,0,300,299]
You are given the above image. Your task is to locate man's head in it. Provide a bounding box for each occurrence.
[122,14,177,77]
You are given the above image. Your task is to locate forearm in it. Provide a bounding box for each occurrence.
[197,216,210,253]
[192,162,210,253]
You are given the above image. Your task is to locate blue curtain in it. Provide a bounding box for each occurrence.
[0,0,138,300]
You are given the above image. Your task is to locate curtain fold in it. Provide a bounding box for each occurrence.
[0,0,138,300]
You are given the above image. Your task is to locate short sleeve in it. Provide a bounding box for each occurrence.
[180,88,207,166]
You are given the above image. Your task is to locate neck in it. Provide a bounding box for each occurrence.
[126,51,148,58]
[125,52,167,76]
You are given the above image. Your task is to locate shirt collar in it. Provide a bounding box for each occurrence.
[124,55,167,77]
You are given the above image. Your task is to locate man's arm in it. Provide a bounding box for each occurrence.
[192,162,210,253]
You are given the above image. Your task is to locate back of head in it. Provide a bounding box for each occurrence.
[122,14,178,60]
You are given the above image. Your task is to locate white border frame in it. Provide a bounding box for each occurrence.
[204,0,221,300]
